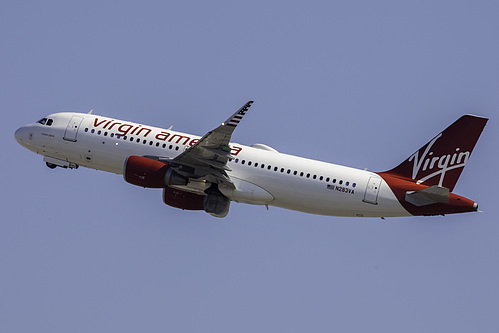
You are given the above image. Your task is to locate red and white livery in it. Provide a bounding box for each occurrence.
[15,101,488,218]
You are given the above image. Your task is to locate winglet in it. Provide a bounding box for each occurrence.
[222,101,253,128]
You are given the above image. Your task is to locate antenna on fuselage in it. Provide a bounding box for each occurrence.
[167,125,173,130]
[88,109,93,114]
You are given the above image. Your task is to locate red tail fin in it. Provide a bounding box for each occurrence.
[383,115,488,191]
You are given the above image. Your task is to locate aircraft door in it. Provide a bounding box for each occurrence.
[363,176,381,204]
[64,116,84,142]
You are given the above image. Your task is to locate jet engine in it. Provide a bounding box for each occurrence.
[163,187,205,210]
[163,185,231,217]
[125,156,231,217]
[124,155,188,188]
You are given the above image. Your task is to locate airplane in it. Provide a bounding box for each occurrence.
[15,101,488,218]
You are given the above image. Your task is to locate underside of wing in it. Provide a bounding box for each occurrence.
[169,101,253,186]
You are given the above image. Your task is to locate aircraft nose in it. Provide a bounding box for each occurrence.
[15,126,29,144]
[15,127,22,143]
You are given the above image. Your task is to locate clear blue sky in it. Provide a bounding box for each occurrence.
[2,1,498,332]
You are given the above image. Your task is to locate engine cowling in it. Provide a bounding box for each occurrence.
[163,187,205,210]
[124,155,188,188]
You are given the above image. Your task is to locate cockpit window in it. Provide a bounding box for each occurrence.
[37,118,53,126]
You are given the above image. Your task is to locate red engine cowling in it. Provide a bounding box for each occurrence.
[124,155,187,188]
[163,187,205,210]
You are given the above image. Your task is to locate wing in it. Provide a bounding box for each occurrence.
[168,101,253,186]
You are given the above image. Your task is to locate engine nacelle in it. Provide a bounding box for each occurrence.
[124,155,188,188]
[163,187,205,210]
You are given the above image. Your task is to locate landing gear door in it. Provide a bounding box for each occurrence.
[363,176,381,205]
[64,116,84,142]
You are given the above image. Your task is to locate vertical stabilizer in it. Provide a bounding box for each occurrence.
[383,115,488,191]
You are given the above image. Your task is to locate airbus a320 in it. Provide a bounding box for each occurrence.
[15,101,488,218]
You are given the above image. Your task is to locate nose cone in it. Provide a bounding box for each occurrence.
[15,126,30,146]
[15,127,23,144]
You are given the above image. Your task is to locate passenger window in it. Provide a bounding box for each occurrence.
[130,137,134,142]
[274,167,278,171]
[333,179,337,183]
[136,138,140,143]
[241,160,245,165]
[162,144,166,148]
[175,146,179,151]
[110,133,114,137]
[143,140,147,144]
[104,132,108,136]
[235,159,239,163]
[287,169,291,174]
[313,175,317,179]
[319,176,323,181]
[339,180,343,185]
[326,177,330,182]
[156,142,160,147]
[306,173,310,178]
[346,181,349,186]
[85,128,88,132]
[254,163,258,167]
[300,172,304,177]
[293,171,297,175]
[98,131,102,135]
[353,183,356,188]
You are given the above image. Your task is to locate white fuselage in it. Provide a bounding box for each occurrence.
[15,112,410,217]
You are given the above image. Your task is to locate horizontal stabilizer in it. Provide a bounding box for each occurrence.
[405,185,450,206]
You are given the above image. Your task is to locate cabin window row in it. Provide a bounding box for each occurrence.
[232,158,356,187]
[84,128,181,151]
[84,127,357,188]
